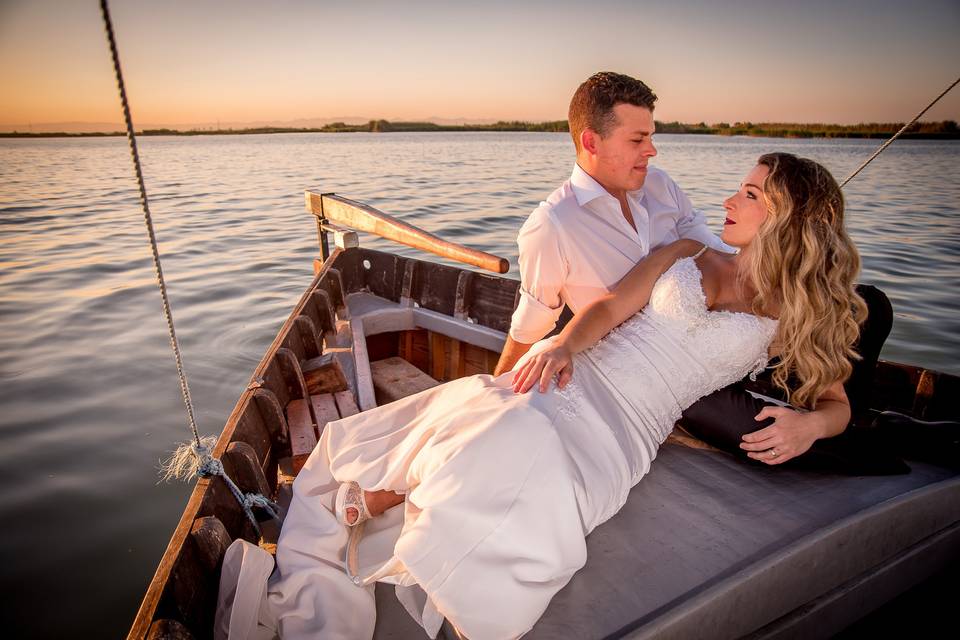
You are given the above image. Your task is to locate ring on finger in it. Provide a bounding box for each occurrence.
[770,447,779,458]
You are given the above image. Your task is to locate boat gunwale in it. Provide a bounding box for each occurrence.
[126,248,345,640]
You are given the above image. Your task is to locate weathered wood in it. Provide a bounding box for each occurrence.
[450,337,466,379]
[285,399,317,475]
[301,352,349,395]
[312,288,337,335]
[453,271,473,320]
[430,333,448,381]
[400,259,417,302]
[231,403,273,469]
[281,319,309,363]
[365,331,399,362]
[146,619,194,640]
[224,441,272,498]
[306,192,509,273]
[470,271,522,333]
[463,342,495,377]
[275,348,311,404]
[412,262,462,317]
[168,535,215,636]
[189,516,232,573]
[371,356,440,405]
[294,315,323,360]
[334,390,360,418]
[259,359,293,415]
[322,267,347,313]
[251,388,289,446]
[310,393,341,435]
[361,251,404,302]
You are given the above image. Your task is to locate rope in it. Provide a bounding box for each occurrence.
[840,76,960,188]
[99,0,200,447]
[99,0,279,532]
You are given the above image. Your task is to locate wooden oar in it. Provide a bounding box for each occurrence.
[306,191,510,274]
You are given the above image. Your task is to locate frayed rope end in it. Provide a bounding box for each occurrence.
[159,435,218,483]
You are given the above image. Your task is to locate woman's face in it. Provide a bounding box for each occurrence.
[721,164,770,248]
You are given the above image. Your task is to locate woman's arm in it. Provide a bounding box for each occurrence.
[738,380,851,465]
[512,239,704,393]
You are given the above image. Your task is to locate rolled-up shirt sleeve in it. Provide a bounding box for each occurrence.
[671,180,735,253]
[508,208,568,343]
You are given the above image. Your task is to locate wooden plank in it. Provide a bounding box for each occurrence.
[450,337,466,379]
[311,288,337,334]
[430,332,447,381]
[223,441,272,498]
[365,331,398,362]
[294,315,323,360]
[189,516,232,573]
[301,352,349,395]
[276,348,310,403]
[406,329,431,374]
[310,394,341,437]
[334,390,360,418]
[453,270,473,320]
[371,356,440,405]
[307,192,509,273]
[286,399,316,475]
[252,388,289,446]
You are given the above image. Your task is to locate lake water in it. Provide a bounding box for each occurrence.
[1,132,958,637]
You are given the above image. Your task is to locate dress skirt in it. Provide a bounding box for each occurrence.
[259,339,667,639]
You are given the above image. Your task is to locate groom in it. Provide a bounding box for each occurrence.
[495,71,905,473]
[494,71,729,372]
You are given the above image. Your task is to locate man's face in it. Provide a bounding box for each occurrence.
[590,103,658,193]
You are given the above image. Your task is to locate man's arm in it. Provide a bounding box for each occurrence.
[512,240,704,393]
[496,208,568,374]
[494,336,533,376]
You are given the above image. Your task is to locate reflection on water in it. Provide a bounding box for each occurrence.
[0,132,957,636]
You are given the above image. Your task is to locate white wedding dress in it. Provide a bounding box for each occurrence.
[217,256,777,640]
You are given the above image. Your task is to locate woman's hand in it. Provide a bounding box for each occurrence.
[512,342,574,394]
[738,406,825,465]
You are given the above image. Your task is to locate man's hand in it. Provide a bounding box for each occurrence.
[512,342,574,394]
[739,406,825,465]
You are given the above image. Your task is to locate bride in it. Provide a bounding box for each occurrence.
[219,152,865,639]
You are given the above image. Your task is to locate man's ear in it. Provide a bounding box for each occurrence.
[581,128,599,156]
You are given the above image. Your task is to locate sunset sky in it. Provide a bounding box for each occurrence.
[1,0,958,131]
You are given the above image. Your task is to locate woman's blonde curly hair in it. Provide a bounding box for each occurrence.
[744,152,868,408]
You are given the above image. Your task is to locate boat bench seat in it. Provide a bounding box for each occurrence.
[523,444,960,639]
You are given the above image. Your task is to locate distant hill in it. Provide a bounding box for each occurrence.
[2,119,956,139]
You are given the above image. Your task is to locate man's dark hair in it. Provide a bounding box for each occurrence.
[568,72,657,153]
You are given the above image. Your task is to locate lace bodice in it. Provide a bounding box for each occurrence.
[564,256,779,439]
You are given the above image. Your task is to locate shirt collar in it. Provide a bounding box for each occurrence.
[570,163,644,208]
[570,163,615,207]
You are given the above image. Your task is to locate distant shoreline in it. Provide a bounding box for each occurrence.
[2,119,958,139]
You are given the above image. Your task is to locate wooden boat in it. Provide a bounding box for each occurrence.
[128,192,960,640]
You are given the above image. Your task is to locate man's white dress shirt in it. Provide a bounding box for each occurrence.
[509,163,730,343]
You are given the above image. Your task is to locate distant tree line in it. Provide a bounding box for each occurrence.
[2,120,956,139]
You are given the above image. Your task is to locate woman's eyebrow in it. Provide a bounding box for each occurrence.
[744,182,763,190]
